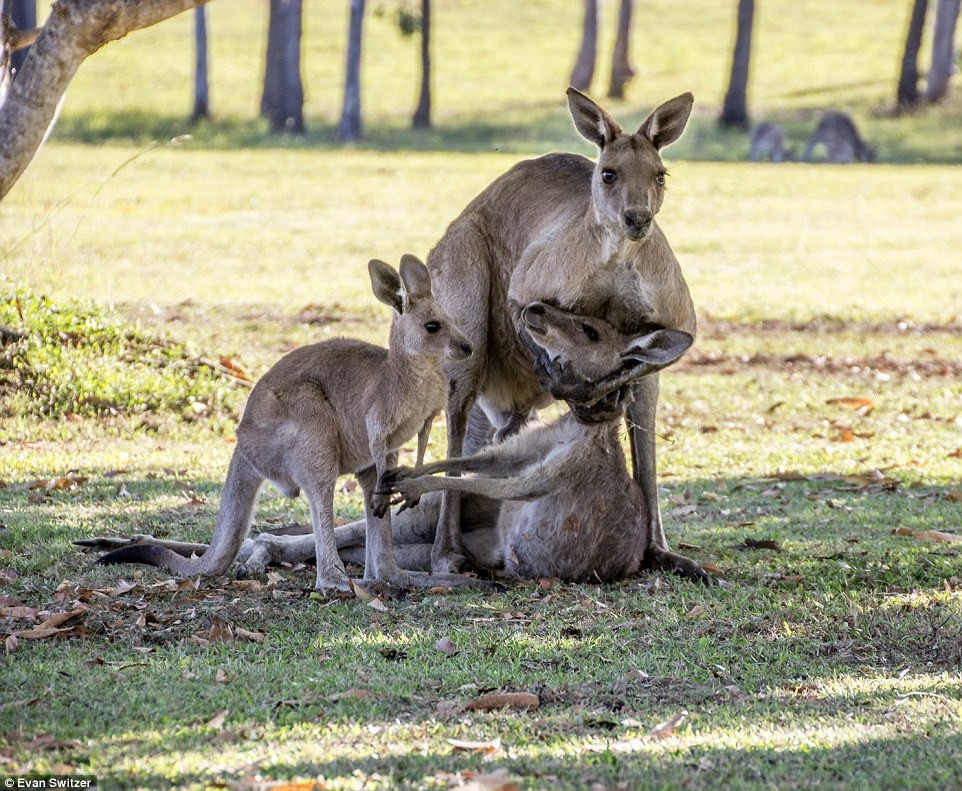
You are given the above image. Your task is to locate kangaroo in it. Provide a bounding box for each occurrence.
[375,303,694,581]
[424,87,704,581]
[86,304,694,583]
[749,122,793,162]
[97,254,479,592]
[802,112,875,164]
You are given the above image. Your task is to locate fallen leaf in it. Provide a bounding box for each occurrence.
[826,397,874,410]
[455,768,519,791]
[447,737,501,754]
[648,709,688,740]
[206,709,229,729]
[832,427,856,443]
[367,597,388,613]
[5,634,19,654]
[218,355,252,383]
[435,636,457,655]
[743,538,782,551]
[464,691,540,711]
[229,580,264,592]
[0,567,18,584]
[234,627,266,643]
[950,448,962,459]
[0,605,38,618]
[327,688,376,702]
[892,527,962,544]
[946,489,962,504]
[701,562,724,576]
[685,605,706,619]
[215,668,237,684]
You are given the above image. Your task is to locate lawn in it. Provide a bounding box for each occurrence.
[2,0,962,788]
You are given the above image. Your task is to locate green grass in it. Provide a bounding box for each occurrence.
[2,0,962,788]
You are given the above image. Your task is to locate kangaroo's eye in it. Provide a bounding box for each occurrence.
[581,323,601,342]
[601,169,617,184]
[655,173,666,186]
[424,321,441,334]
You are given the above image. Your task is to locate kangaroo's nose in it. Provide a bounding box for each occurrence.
[459,341,473,357]
[624,208,652,235]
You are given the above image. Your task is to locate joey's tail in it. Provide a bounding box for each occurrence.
[97,452,263,575]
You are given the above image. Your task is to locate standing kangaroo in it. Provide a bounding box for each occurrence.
[425,87,703,580]
[97,255,478,592]
[802,112,875,164]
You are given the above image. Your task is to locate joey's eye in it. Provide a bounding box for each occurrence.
[601,169,617,184]
[424,321,441,334]
[655,173,666,186]
[581,323,600,342]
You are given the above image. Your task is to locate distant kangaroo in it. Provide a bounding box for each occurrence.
[749,122,793,162]
[97,255,478,592]
[424,87,704,580]
[802,112,875,164]
[87,304,694,583]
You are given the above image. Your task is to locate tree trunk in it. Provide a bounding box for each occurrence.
[897,0,930,110]
[925,0,961,102]
[719,0,754,128]
[569,0,598,92]
[9,0,35,76]
[337,0,365,142]
[412,0,430,129]
[261,0,304,133]
[191,4,210,121]
[608,0,635,99]
[0,0,203,202]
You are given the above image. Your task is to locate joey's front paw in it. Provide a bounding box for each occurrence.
[369,492,392,519]
[377,466,414,493]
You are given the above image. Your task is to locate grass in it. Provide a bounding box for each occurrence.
[2,0,962,788]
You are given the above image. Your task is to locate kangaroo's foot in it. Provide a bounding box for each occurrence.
[314,564,354,593]
[644,548,713,585]
[74,534,159,550]
[430,549,468,575]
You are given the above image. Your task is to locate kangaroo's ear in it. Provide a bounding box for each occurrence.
[368,259,404,313]
[398,254,433,306]
[567,87,623,149]
[622,328,693,372]
[638,92,693,151]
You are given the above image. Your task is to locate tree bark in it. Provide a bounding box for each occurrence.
[412,0,430,129]
[191,4,210,121]
[260,0,304,133]
[337,0,365,142]
[608,0,635,99]
[897,0,930,110]
[719,0,754,128]
[569,0,598,92]
[925,0,961,102]
[9,0,35,76]
[0,0,205,201]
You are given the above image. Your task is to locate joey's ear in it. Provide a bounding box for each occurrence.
[638,92,693,151]
[398,254,433,305]
[622,329,693,372]
[567,87,623,149]
[368,259,404,313]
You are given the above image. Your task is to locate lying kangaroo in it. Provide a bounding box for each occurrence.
[802,112,875,164]
[98,255,478,592]
[749,122,793,162]
[425,87,703,580]
[85,303,694,583]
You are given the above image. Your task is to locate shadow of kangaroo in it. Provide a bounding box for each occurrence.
[97,255,480,592]
[425,87,703,580]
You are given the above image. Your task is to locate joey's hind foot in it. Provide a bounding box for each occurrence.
[645,548,713,585]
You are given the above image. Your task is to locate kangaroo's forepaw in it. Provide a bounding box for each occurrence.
[369,492,392,519]
[646,548,713,585]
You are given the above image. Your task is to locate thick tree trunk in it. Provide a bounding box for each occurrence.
[569,0,598,92]
[191,4,210,121]
[337,0,365,142]
[925,0,961,102]
[260,0,304,133]
[412,0,430,129]
[9,0,35,76]
[608,0,635,99]
[0,0,204,201]
[897,0,930,110]
[719,0,754,128]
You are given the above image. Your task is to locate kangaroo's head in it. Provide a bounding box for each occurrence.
[567,88,693,243]
[522,301,692,382]
[368,254,473,362]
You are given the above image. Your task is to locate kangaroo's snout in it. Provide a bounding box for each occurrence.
[623,208,652,240]
[449,338,473,360]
